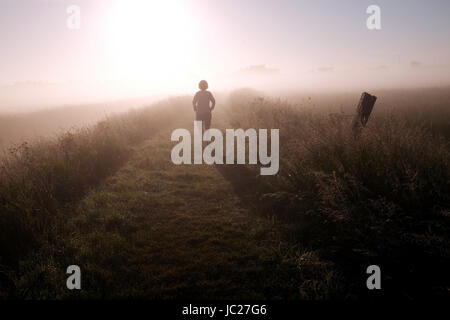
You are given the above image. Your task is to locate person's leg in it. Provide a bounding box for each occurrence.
[204,113,211,130]
[194,112,205,145]
[202,115,207,140]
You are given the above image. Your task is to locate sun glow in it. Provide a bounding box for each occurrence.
[106,0,198,92]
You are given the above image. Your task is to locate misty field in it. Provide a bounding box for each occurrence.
[0,88,449,299]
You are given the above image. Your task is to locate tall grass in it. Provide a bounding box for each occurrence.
[227,93,450,298]
[0,98,189,273]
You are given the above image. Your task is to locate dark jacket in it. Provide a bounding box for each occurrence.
[193,90,215,114]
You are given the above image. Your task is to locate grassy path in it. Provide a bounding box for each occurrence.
[54,130,299,299]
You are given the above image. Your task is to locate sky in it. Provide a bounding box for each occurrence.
[1,0,450,110]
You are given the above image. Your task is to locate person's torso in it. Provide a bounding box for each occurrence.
[196,91,212,114]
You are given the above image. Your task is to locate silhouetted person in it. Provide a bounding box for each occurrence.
[193,80,215,133]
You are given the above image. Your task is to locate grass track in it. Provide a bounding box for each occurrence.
[49,131,300,299]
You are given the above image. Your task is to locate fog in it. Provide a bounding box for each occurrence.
[2,60,449,114]
[1,0,450,113]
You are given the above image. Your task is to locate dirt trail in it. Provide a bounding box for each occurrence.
[62,130,299,299]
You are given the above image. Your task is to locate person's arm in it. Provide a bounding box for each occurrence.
[192,92,198,112]
[209,92,216,111]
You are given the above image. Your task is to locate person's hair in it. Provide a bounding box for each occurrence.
[199,80,208,90]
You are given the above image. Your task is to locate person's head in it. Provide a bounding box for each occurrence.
[198,80,208,91]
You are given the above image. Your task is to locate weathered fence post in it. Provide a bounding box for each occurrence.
[352,92,377,137]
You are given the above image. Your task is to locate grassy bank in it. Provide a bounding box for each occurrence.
[1,90,449,300]
[227,92,450,299]
[0,97,190,297]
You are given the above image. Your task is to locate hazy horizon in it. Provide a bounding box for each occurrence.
[1,0,450,111]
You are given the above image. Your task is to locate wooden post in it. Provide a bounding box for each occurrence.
[352,92,377,137]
